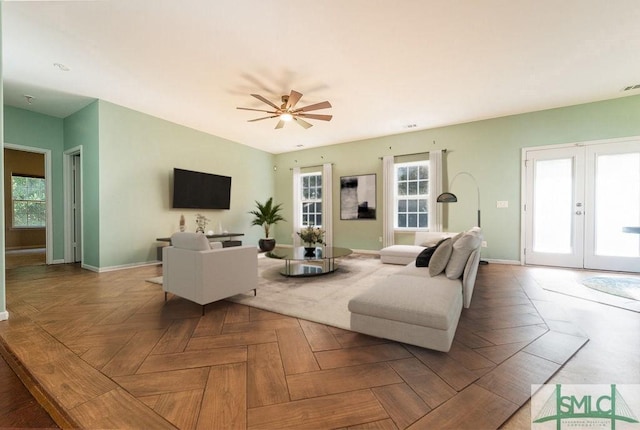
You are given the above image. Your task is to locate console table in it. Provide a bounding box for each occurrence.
[155,233,244,260]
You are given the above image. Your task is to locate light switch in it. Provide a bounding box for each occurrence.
[497,201,509,208]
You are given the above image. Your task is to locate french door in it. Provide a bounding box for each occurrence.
[524,138,640,272]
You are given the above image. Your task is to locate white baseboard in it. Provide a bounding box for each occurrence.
[0,311,9,321]
[484,259,521,265]
[352,248,380,256]
[51,259,66,265]
[81,263,100,272]
[94,261,161,273]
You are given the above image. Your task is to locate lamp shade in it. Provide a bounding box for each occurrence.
[436,192,458,203]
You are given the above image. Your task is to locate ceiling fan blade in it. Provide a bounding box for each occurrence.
[237,107,278,114]
[248,115,280,122]
[251,94,280,110]
[297,113,332,121]
[293,117,313,129]
[286,90,303,110]
[294,101,332,112]
[275,120,285,129]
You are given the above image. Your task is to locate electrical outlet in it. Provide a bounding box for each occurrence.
[481,241,487,248]
[497,200,509,208]
[378,236,383,242]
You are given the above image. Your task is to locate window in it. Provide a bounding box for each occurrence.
[395,161,429,229]
[12,174,46,228]
[301,172,322,227]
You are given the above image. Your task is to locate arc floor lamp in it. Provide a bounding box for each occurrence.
[437,171,487,264]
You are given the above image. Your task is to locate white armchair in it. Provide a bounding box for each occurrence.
[162,232,258,314]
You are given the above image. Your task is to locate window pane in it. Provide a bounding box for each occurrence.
[398,183,407,196]
[419,214,428,227]
[594,152,640,257]
[316,214,322,226]
[418,180,428,194]
[398,200,407,212]
[533,159,573,253]
[408,166,418,180]
[408,200,417,212]
[408,214,417,227]
[419,165,428,180]
[408,181,417,195]
[397,167,407,181]
[398,214,407,227]
[418,199,427,212]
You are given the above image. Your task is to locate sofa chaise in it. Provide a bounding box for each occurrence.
[349,228,483,352]
[379,231,458,265]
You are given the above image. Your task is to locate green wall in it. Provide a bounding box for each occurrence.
[273,94,640,261]
[64,101,100,267]
[3,106,65,261]
[95,101,275,268]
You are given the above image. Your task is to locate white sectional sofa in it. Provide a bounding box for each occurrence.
[379,231,458,265]
[349,228,482,352]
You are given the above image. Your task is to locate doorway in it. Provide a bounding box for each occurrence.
[522,137,640,272]
[3,145,52,267]
[64,148,83,263]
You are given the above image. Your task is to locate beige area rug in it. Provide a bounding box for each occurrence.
[230,254,402,329]
[148,254,403,330]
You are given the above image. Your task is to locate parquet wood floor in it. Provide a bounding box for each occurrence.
[0,257,608,429]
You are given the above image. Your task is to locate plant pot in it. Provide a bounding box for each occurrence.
[304,247,317,257]
[259,238,276,252]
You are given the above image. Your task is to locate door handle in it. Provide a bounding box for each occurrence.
[576,211,583,215]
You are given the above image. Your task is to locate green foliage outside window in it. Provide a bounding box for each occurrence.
[12,175,46,228]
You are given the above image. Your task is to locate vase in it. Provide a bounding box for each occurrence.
[304,246,317,257]
[259,238,276,252]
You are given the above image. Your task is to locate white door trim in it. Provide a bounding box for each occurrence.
[64,146,83,263]
[3,142,53,264]
[521,135,640,268]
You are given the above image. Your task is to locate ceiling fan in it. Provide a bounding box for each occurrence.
[237,90,332,129]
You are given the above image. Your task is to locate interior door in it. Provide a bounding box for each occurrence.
[524,139,640,272]
[583,142,640,272]
[524,146,585,268]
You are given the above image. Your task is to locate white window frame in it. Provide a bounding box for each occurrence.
[300,171,323,227]
[394,160,429,230]
[11,174,46,229]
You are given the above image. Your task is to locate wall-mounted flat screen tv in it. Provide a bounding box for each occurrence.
[172,168,231,209]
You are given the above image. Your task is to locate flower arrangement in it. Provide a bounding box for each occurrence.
[195,213,210,233]
[297,226,325,247]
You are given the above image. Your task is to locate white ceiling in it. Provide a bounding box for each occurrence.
[3,0,640,154]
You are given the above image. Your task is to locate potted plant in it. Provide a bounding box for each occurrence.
[249,197,286,252]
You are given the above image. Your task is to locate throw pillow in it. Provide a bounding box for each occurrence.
[449,232,464,246]
[428,238,453,276]
[415,238,447,267]
[445,229,482,279]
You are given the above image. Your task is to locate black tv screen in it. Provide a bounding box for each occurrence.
[172,168,231,209]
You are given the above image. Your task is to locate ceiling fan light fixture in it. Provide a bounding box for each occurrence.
[280,112,293,122]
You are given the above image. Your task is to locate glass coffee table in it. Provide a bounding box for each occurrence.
[267,246,353,277]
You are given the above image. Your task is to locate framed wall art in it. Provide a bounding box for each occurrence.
[340,174,376,220]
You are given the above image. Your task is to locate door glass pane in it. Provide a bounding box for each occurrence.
[533,158,573,253]
[594,152,640,257]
